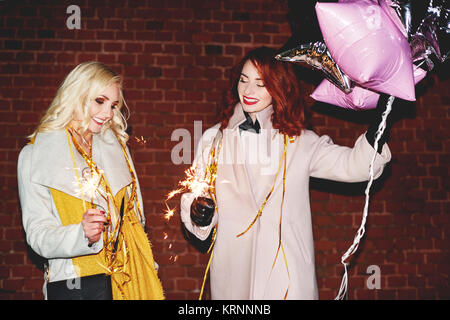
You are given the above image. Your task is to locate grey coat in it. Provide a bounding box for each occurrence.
[17,129,144,295]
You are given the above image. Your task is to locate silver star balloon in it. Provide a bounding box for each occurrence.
[275,41,353,93]
[410,0,449,70]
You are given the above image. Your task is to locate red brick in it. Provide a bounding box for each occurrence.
[0,0,448,301]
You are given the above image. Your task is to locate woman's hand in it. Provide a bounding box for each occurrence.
[190,197,215,227]
[81,209,108,245]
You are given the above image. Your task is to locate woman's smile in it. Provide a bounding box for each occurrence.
[242,95,260,105]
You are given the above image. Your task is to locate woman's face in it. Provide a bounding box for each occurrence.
[87,82,119,133]
[237,60,272,120]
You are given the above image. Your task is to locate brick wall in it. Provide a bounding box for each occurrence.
[0,0,448,300]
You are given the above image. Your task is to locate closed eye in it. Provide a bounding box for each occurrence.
[240,73,264,87]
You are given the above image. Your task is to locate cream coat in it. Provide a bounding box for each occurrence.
[181,104,391,300]
[17,129,145,295]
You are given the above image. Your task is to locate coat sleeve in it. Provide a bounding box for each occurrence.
[180,125,220,241]
[17,145,101,259]
[309,132,392,182]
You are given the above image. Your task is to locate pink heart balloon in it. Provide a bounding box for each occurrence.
[310,66,426,110]
[315,0,416,101]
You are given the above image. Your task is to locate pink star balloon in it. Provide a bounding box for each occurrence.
[315,0,416,101]
[310,66,426,110]
[379,0,410,38]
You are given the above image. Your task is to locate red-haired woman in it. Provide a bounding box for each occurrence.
[181,47,392,299]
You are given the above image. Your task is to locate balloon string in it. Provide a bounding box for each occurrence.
[335,95,395,300]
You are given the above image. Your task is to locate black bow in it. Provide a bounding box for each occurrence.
[239,111,261,134]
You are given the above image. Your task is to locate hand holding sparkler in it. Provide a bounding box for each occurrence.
[164,166,214,222]
[81,208,109,245]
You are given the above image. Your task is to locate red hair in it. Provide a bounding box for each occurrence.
[218,46,306,136]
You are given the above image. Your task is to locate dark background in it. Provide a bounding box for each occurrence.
[0,0,448,299]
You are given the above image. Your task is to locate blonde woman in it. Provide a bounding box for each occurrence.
[17,62,164,300]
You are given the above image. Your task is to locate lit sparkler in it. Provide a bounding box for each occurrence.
[179,167,211,199]
[163,164,213,225]
[74,167,104,201]
[166,166,211,201]
[162,164,213,266]
[162,138,220,268]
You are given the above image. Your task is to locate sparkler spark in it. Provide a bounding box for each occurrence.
[164,203,175,222]
[177,167,211,199]
[74,168,103,200]
[134,135,148,145]
[167,188,183,200]
[163,165,211,223]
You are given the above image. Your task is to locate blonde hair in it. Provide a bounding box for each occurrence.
[29,61,129,144]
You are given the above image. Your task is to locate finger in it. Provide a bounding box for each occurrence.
[85,208,102,215]
[86,220,106,231]
[87,214,108,224]
[90,222,106,232]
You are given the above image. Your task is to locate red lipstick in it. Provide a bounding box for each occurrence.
[243,95,259,106]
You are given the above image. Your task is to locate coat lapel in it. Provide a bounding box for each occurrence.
[30,129,132,204]
[222,103,286,213]
[92,130,132,197]
[224,104,258,212]
[219,128,259,213]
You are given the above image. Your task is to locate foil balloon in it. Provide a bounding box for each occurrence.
[310,66,427,110]
[315,0,416,101]
[410,0,449,69]
[379,0,412,38]
[275,41,353,93]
